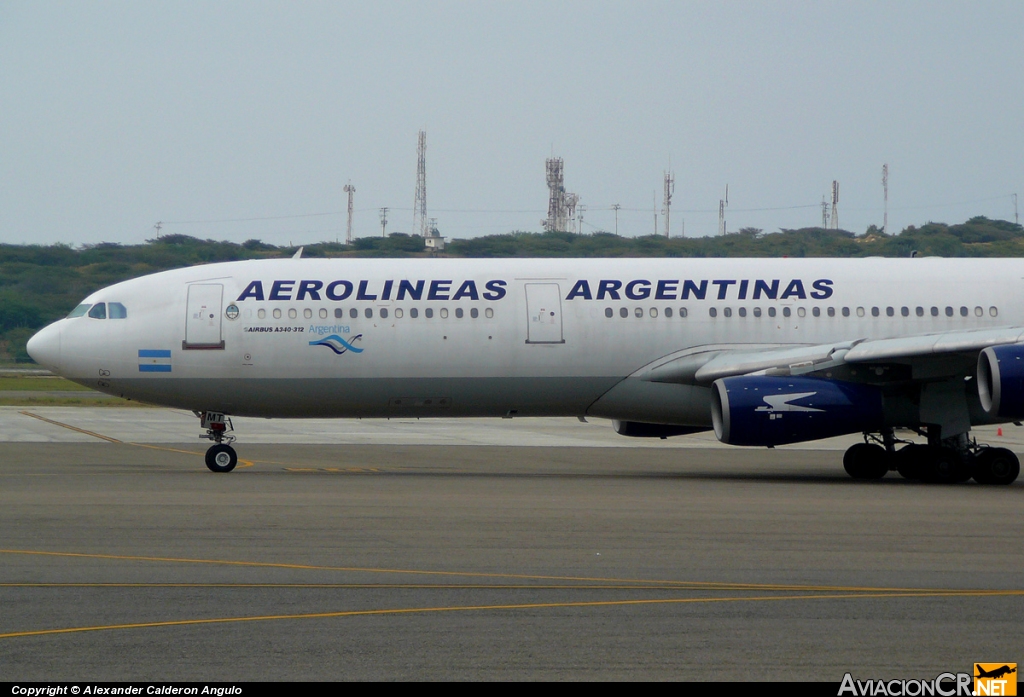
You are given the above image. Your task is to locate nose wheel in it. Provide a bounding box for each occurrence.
[205,443,238,473]
[197,411,239,473]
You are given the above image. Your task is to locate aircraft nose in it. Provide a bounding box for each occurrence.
[26,323,61,372]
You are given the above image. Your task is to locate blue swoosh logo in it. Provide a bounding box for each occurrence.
[309,334,363,355]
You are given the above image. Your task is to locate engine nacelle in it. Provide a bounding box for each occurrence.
[711,376,883,446]
[978,344,1024,419]
[612,421,708,438]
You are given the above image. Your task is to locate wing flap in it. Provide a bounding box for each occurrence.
[844,327,1024,362]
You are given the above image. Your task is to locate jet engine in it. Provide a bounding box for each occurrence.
[711,376,884,446]
[978,344,1024,419]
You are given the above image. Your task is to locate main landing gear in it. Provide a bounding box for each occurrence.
[843,428,1020,485]
[197,411,237,473]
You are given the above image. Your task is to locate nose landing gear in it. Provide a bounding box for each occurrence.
[197,411,237,473]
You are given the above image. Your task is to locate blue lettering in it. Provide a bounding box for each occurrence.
[752,279,779,300]
[566,280,592,300]
[397,280,424,300]
[781,279,807,300]
[429,280,452,300]
[452,280,479,301]
[237,281,264,301]
[269,280,295,301]
[597,280,622,300]
[655,280,678,300]
[738,280,749,299]
[625,280,651,300]
[681,280,707,300]
[297,280,323,301]
[811,279,834,299]
[381,280,394,300]
[712,280,736,300]
[326,280,353,301]
[357,280,377,301]
[483,280,507,300]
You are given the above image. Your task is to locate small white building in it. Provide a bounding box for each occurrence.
[424,227,445,251]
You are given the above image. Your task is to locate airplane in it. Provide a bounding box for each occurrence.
[23,256,1024,484]
[975,665,1017,680]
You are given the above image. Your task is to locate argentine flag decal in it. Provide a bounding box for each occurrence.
[139,349,172,373]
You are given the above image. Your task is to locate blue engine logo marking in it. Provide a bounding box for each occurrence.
[309,334,363,355]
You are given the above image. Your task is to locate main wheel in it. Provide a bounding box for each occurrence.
[894,444,927,480]
[843,443,889,479]
[972,448,1020,485]
[920,446,969,484]
[205,444,238,473]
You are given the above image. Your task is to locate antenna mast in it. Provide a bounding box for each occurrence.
[343,181,355,244]
[662,171,674,238]
[882,164,889,234]
[718,184,728,236]
[379,207,389,238]
[412,131,427,236]
[830,180,839,230]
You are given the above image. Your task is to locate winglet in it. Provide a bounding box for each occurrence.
[292,246,304,259]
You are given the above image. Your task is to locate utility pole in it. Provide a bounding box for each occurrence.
[611,204,620,236]
[153,221,162,239]
[577,204,586,235]
[1015,193,1019,226]
[652,191,657,236]
[379,207,389,238]
[343,181,355,244]
[882,164,889,234]
[822,196,828,228]
[662,171,674,238]
[718,184,728,236]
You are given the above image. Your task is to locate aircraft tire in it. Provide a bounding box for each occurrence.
[919,446,970,484]
[843,443,889,480]
[205,444,238,473]
[894,444,926,480]
[972,448,1020,486]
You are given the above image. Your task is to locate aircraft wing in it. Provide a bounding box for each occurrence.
[640,326,1024,384]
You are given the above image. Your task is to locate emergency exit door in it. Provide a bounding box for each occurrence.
[183,284,225,350]
[525,283,564,344]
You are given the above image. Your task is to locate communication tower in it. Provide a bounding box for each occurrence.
[412,131,427,237]
[718,184,729,236]
[344,181,355,244]
[662,171,674,238]
[543,158,578,232]
[881,165,889,234]
[830,180,839,230]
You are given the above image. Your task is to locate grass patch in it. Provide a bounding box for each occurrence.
[0,376,95,391]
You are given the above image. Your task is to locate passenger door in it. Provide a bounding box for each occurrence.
[525,283,565,344]
[183,283,225,349]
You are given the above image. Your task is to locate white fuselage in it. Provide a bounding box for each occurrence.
[26,257,1024,427]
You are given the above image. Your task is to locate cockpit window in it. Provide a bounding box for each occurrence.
[109,302,127,319]
[67,303,91,318]
[88,303,107,319]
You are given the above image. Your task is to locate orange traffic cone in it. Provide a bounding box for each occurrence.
[997,427,1003,436]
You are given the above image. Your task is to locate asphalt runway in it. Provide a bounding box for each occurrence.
[0,409,1022,680]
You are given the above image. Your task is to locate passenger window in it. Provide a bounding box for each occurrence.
[945,306,953,317]
[303,308,312,319]
[637,307,647,318]
[930,307,939,317]
[856,307,865,317]
[886,307,894,317]
[605,307,613,318]
[288,308,297,319]
[709,307,718,318]
[768,307,776,317]
[812,307,820,317]
[88,303,107,319]
[738,307,746,317]
[365,308,373,318]
[990,307,998,317]
[871,307,879,317]
[975,306,983,317]
[753,307,762,317]
[827,307,835,317]
[723,307,732,318]
[258,309,266,319]
[916,307,924,317]
[395,308,404,318]
[410,308,419,318]
[380,308,389,319]
[273,308,282,319]
[440,308,449,319]
[471,308,479,319]
[679,307,688,318]
[960,306,969,317]
[842,307,850,317]
[485,308,494,319]
[901,307,909,317]
[797,307,806,318]
[783,307,791,317]
[665,307,673,318]
[350,308,358,319]
[455,308,463,319]
[619,307,628,318]
[425,308,434,319]
[335,308,343,319]
[650,307,659,318]
[67,303,91,318]
[109,302,127,319]
[320,308,328,319]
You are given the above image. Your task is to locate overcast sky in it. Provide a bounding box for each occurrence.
[2,1,1022,246]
